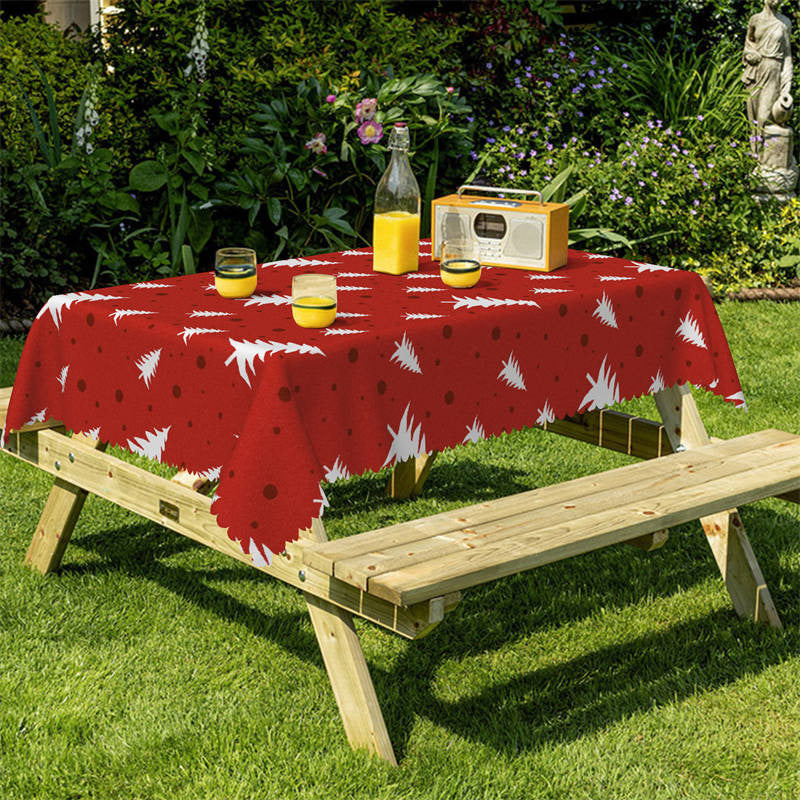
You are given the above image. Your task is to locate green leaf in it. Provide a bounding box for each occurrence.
[129,160,168,192]
[187,207,213,253]
[36,66,62,165]
[171,190,189,270]
[266,197,281,225]
[181,244,196,275]
[542,166,573,203]
[183,148,205,175]
[248,200,261,227]
[778,254,800,268]
[99,191,140,213]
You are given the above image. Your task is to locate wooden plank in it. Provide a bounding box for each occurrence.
[5,426,436,638]
[386,452,438,499]
[368,447,800,606]
[627,529,669,552]
[301,430,791,579]
[25,434,108,574]
[776,489,800,504]
[654,384,782,628]
[302,519,397,765]
[331,434,797,591]
[542,409,673,460]
[171,470,214,494]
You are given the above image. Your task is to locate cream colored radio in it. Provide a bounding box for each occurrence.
[431,185,569,272]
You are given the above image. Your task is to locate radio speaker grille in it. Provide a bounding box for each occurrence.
[505,217,545,261]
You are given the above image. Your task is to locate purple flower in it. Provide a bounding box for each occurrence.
[470,151,478,160]
[325,94,336,104]
[516,151,525,159]
[697,114,704,121]
[486,61,493,69]
[466,115,474,123]
[545,158,553,165]
[544,81,552,88]
[355,97,378,123]
[305,132,327,155]
[568,50,576,59]
[577,111,584,117]
[357,119,383,144]
[312,166,328,177]
[588,69,595,77]
[446,86,454,93]
[487,137,496,144]
[499,146,506,153]
[519,169,528,176]
[503,125,511,132]
[529,149,537,157]
[651,170,658,177]
[638,180,645,186]
[622,111,630,118]
[516,127,524,134]
[622,63,629,69]
[624,196,633,205]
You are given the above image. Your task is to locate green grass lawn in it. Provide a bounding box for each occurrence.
[1,301,799,799]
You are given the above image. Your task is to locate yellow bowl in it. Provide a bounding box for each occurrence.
[292,295,337,328]
[440,259,481,289]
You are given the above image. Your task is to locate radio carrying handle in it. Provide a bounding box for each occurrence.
[457,185,544,204]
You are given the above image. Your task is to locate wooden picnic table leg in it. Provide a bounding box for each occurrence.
[386,452,438,500]
[301,519,397,765]
[654,384,782,628]
[25,433,107,575]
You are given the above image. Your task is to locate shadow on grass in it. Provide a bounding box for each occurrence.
[64,500,799,762]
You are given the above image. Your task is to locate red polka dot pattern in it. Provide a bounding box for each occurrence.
[3,245,744,557]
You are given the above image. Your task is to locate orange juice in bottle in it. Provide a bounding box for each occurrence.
[373,122,420,274]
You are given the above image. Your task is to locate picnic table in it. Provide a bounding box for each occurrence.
[3,243,799,765]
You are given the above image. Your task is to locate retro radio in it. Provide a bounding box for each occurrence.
[431,185,569,272]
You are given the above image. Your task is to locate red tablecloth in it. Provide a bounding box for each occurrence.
[4,244,744,563]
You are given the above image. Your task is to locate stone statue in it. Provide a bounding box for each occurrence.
[743,0,797,201]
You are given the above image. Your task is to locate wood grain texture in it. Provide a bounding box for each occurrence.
[302,519,397,765]
[302,430,791,582]
[386,452,438,499]
[654,383,783,628]
[25,435,108,574]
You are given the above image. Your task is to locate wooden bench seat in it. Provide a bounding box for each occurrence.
[299,429,800,606]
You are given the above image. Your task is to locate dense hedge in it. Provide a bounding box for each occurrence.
[1,0,799,310]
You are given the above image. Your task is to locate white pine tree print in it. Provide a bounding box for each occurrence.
[336,311,369,318]
[675,312,708,349]
[406,286,446,293]
[405,312,445,320]
[726,391,748,410]
[37,292,126,328]
[536,400,556,425]
[135,348,162,388]
[179,327,226,344]
[528,274,567,279]
[498,352,527,391]
[109,309,155,326]
[243,293,292,307]
[587,253,614,259]
[463,417,486,444]
[57,365,69,392]
[580,356,620,411]
[383,404,427,466]
[132,282,172,288]
[82,426,101,440]
[224,338,325,387]
[598,275,635,282]
[447,296,540,311]
[323,328,367,336]
[262,257,340,268]
[127,426,170,461]
[529,287,571,294]
[341,250,366,256]
[390,332,422,374]
[200,465,221,482]
[323,456,351,482]
[189,310,234,317]
[709,378,719,389]
[626,262,674,273]
[25,408,48,426]
[406,273,440,280]
[314,484,330,516]
[593,293,619,329]
[248,538,272,568]
[337,285,372,292]
[649,368,666,393]
[336,272,374,278]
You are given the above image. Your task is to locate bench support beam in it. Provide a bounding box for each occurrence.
[302,520,397,765]
[24,433,107,575]
[654,384,782,628]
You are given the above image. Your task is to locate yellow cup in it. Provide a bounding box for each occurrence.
[292,274,337,328]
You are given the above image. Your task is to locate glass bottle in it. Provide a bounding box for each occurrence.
[372,122,421,274]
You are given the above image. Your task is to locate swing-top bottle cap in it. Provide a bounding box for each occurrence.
[394,122,407,128]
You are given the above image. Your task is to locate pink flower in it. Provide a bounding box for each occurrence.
[355,97,378,123]
[325,94,336,103]
[312,166,328,177]
[357,119,383,144]
[446,86,454,93]
[305,132,327,155]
